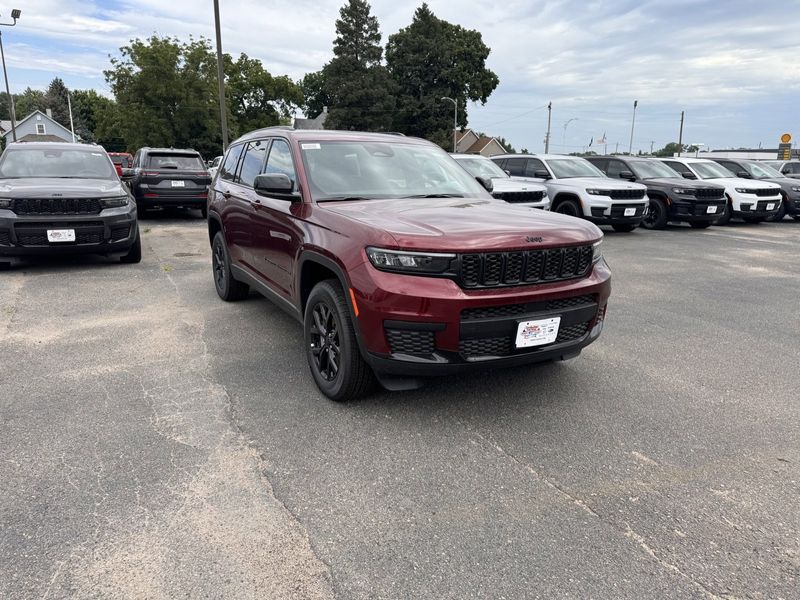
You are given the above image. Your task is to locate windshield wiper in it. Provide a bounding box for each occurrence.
[404,193,464,198]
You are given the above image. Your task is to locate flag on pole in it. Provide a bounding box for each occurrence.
[597,131,607,144]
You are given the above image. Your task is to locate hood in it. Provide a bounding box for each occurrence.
[323,197,600,252]
[761,178,798,192]
[551,177,646,190]
[0,177,125,198]
[709,177,781,189]
[643,178,723,189]
[490,177,548,193]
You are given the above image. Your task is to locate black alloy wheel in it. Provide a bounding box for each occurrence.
[212,231,249,301]
[641,198,668,229]
[554,198,581,217]
[309,302,341,382]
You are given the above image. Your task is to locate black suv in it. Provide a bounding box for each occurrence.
[124,147,211,218]
[0,142,141,268]
[586,156,726,229]
[710,158,800,222]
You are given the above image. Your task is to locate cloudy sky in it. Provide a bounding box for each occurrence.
[1,0,797,153]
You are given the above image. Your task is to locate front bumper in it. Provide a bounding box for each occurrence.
[349,258,611,377]
[0,205,137,258]
[732,198,782,218]
[587,199,648,224]
[668,195,727,222]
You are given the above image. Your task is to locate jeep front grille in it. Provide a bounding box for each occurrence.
[11,198,103,215]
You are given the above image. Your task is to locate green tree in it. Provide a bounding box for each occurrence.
[44,77,71,127]
[299,71,330,119]
[386,4,499,148]
[14,87,46,119]
[71,89,115,143]
[103,35,303,157]
[653,142,698,157]
[322,0,395,131]
[495,136,516,154]
[226,54,303,137]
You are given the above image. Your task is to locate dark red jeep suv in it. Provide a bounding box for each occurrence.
[208,127,611,401]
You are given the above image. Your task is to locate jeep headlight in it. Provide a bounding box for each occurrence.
[672,187,694,195]
[366,247,456,274]
[791,186,800,192]
[592,239,603,264]
[0,197,12,209]
[586,189,606,196]
[99,196,129,208]
[734,188,754,194]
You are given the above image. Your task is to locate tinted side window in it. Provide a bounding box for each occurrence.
[524,158,547,177]
[264,139,296,185]
[787,163,800,174]
[717,161,739,174]
[505,158,526,176]
[663,161,685,173]
[220,144,245,182]
[237,140,269,187]
[492,158,506,170]
[606,160,627,178]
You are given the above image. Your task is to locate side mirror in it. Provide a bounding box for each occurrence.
[533,169,551,179]
[504,169,511,176]
[475,176,494,193]
[736,170,751,179]
[254,173,300,201]
[619,170,635,180]
[121,168,134,178]
[681,171,697,180]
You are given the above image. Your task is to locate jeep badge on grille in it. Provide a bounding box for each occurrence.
[526,236,543,243]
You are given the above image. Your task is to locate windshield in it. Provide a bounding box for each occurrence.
[0,147,116,179]
[299,141,488,201]
[146,153,205,170]
[546,158,605,179]
[455,157,508,179]
[629,160,681,179]
[745,161,783,179]
[691,162,735,179]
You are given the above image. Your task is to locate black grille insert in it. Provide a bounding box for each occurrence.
[458,246,592,289]
[695,188,724,199]
[461,295,595,321]
[385,329,435,356]
[609,189,646,200]
[494,190,547,204]
[12,198,103,215]
[755,188,779,197]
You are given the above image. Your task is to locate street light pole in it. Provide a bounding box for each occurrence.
[544,101,552,153]
[562,117,578,148]
[0,9,22,143]
[213,0,229,152]
[628,99,638,155]
[440,97,457,152]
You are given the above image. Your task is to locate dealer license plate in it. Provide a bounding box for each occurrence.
[707,206,717,214]
[624,207,636,217]
[171,180,185,187]
[515,317,561,349]
[47,229,76,243]
[767,203,775,210]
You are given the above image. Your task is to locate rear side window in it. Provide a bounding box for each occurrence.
[785,163,800,174]
[524,158,547,177]
[264,139,296,185]
[219,144,245,181]
[146,153,204,170]
[505,158,526,176]
[606,160,628,178]
[237,140,269,187]
[663,161,685,173]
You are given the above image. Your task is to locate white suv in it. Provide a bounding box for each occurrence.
[659,157,782,224]
[452,154,550,210]
[492,154,648,232]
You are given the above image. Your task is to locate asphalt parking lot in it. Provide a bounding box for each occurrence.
[1,213,798,599]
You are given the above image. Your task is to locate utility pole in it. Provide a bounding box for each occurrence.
[677,111,685,157]
[544,101,552,153]
[67,91,76,142]
[628,99,638,155]
[615,142,619,154]
[0,9,22,143]
[213,0,229,152]
[650,141,654,155]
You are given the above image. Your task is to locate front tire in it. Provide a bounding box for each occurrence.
[612,223,637,232]
[553,198,582,217]
[641,197,668,229]
[212,231,249,301]
[304,280,375,402]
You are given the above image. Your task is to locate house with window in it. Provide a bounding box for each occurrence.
[0,109,74,143]
[455,129,507,157]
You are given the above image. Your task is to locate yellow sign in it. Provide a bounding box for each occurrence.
[780,133,792,143]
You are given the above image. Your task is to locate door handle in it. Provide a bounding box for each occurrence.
[222,190,231,200]
[253,199,263,209]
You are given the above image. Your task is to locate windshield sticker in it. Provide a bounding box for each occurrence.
[301,143,321,150]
